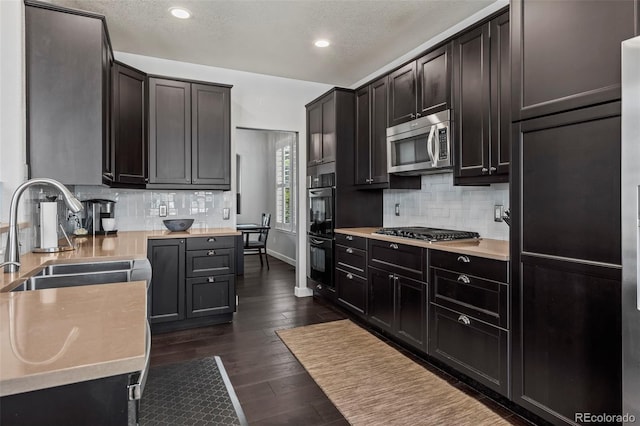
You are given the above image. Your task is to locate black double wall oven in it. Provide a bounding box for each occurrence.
[307,172,335,297]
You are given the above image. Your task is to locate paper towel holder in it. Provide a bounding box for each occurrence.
[32,224,76,253]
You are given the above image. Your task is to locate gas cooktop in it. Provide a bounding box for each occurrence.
[374,226,480,242]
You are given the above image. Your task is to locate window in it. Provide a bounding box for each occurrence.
[275,134,296,232]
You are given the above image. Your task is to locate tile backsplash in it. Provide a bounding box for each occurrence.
[71,186,233,232]
[383,173,510,240]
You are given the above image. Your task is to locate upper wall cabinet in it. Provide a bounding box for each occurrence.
[26,1,111,185]
[453,12,510,185]
[307,93,336,167]
[388,44,451,127]
[105,61,147,187]
[354,77,420,189]
[511,0,639,121]
[148,77,231,190]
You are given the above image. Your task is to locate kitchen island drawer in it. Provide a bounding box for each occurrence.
[336,245,367,276]
[186,275,235,318]
[336,268,367,316]
[186,236,235,251]
[368,239,424,281]
[429,304,509,397]
[335,233,367,250]
[186,248,235,277]
[430,250,508,283]
[431,268,508,328]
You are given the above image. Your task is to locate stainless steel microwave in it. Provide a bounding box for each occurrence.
[387,110,452,175]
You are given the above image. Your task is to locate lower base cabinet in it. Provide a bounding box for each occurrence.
[336,268,367,316]
[429,304,509,396]
[148,236,236,332]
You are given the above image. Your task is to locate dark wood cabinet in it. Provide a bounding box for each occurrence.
[107,61,147,187]
[511,0,639,121]
[148,236,236,332]
[453,12,510,185]
[355,77,420,189]
[511,98,623,420]
[148,77,231,189]
[518,102,621,266]
[191,83,231,187]
[514,256,621,423]
[148,238,185,324]
[307,93,336,167]
[388,46,451,127]
[429,249,510,396]
[25,1,110,185]
[395,275,426,349]
[335,234,368,316]
[368,266,395,332]
[368,239,424,281]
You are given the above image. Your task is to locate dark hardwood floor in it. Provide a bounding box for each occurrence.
[149,255,534,425]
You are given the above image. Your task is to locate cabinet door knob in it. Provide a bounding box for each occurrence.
[207,250,216,256]
[416,112,422,117]
[346,248,353,254]
[457,274,471,284]
[186,178,191,182]
[490,167,497,172]
[457,255,471,263]
[346,273,353,280]
[207,276,215,283]
[193,179,197,183]
[346,235,353,241]
[481,168,488,174]
[458,315,471,326]
[410,113,416,118]
[389,243,399,249]
[207,237,216,242]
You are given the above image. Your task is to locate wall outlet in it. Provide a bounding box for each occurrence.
[494,204,504,222]
[223,207,230,220]
[395,203,400,216]
[159,204,167,217]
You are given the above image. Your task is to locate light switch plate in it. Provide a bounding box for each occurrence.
[494,204,504,222]
[395,203,400,216]
[223,208,230,220]
[159,204,167,217]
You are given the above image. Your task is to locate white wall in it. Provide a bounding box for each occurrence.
[236,129,270,224]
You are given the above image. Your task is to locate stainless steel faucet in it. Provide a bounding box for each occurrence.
[3,178,83,273]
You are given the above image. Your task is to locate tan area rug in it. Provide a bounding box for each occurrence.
[277,320,512,426]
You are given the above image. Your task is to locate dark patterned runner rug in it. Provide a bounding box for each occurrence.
[140,356,248,426]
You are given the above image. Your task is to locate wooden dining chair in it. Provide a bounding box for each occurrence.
[244,213,271,269]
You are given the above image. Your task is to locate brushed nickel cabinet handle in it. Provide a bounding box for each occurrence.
[390,243,399,249]
[481,168,488,174]
[346,235,353,241]
[207,237,216,242]
[207,276,215,283]
[457,274,471,284]
[346,273,353,280]
[346,248,353,254]
[457,255,470,263]
[458,315,471,326]
[490,166,497,173]
[207,250,216,256]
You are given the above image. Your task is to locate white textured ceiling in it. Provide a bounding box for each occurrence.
[49,0,494,86]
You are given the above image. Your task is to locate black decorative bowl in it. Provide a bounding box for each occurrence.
[163,219,194,232]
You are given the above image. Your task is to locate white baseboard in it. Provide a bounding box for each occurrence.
[266,249,296,267]
[294,286,314,298]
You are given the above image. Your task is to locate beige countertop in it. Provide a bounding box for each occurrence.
[0,227,239,396]
[0,281,147,396]
[0,228,240,291]
[336,227,509,261]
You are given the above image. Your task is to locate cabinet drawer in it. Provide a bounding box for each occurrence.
[335,233,367,250]
[430,250,508,283]
[186,275,235,318]
[336,268,367,316]
[186,236,235,251]
[186,248,235,277]
[336,245,367,276]
[429,304,509,397]
[431,268,508,328]
[368,239,424,281]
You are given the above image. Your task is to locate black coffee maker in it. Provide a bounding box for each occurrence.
[82,199,117,234]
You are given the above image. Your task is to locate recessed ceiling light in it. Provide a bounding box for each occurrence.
[314,40,330,48]
[169,7,191,19]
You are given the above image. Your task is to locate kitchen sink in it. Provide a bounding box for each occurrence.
[10,259,151,292]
